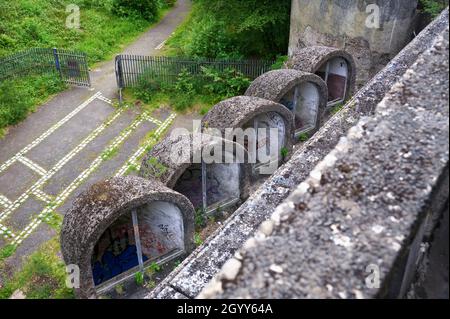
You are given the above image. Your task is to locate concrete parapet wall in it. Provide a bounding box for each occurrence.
[202,23,449,299]
[147,9,449,300]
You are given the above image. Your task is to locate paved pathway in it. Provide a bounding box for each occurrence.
[0,0,192,284]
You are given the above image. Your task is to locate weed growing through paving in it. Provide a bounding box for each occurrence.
[0,244,16,262]
[41,208,64,231]
[101,146,119,161]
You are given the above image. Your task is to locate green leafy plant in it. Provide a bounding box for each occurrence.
[420,0,448,17]
[135,271,145,286]
[280,147,289,160]
[271,55,288,70]
[148,261,161,273]
[194,232,203,246]
[145,157,168,178]
[112,0,160,21]
[195,208,207,230]
[298,132,310,142]
[165,0,291,59]
[330,102,344,115]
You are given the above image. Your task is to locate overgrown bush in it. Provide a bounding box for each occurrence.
[419,0,448,17]
[132,66,251,112]
[166,0,291,59]
[0,74,66,133]
[111,0,173,21]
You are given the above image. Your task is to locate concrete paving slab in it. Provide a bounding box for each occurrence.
[0,162,40,202]
[42,109,138,197]
[2,197,45,233]
[26,99,115,170]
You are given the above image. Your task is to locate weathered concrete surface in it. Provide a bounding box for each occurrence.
[287,46,356,101]
[245,69,328,134]
[203,24,449,299]
[61,176,195,299]
[146,9,449,299]
[289,0,419,85]
[0,0,192,287]
[139,133,251,201]
[245,69,327,107]
[202,96,294,148]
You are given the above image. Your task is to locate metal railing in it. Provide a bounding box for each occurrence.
[0,48,91,87]
[115,55,274,89]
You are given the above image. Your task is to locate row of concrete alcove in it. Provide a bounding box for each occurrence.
[60,46,356,298]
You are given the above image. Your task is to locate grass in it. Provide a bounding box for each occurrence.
[0,238,74,299]
[298,132,310,142]
[0,0,174,137]
[0,73,67,138]
[0,245,17,262]
[0,1,169,64]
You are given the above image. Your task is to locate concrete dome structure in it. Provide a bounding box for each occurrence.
[288,46,356,106]
[245,69,328,137]
[202,96,295,175]
[139,133,251,214]
[60,176,195,298]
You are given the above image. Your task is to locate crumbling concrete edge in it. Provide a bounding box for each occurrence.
[201,25,449,299]
[146,9,449,300]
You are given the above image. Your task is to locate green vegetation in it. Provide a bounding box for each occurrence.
[271,55,289,70]
[0,74,67,137]
[145,157,168,178]
[0,244,17,262]
[132,67,251,113]
[280,147,289,160]
[194,232,203,247]
[195,208,207,230]
[101,146,119,161]
[0,0,174,136]
[330,102,345,115]
[419,0,448,18]
[164,0,291,59]
[0,238,74,299]
[298,132,310,142]
[134,271,145,286]
[0,0,173,61]
[148,261,161,273]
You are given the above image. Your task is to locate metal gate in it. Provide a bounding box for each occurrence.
[0,48,91,87]
[53,48,91,87]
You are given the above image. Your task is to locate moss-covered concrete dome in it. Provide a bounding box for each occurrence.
[60,176,195,299]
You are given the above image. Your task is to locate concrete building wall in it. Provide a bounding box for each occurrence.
[288,0,419,86]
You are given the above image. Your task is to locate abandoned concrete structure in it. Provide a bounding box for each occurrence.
[287,46,356,105]
[201,22,449,299]
[202,96,295,173]
[288,0,420,85]
[60,176,195,298]
[60,4,448,299]
[139,133,250,214]
[147,9,448,299]
[245,69,328,136]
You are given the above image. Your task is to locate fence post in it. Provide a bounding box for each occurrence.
[53,48,62,78]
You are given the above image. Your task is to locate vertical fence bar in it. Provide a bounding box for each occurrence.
[131,209,145,274]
